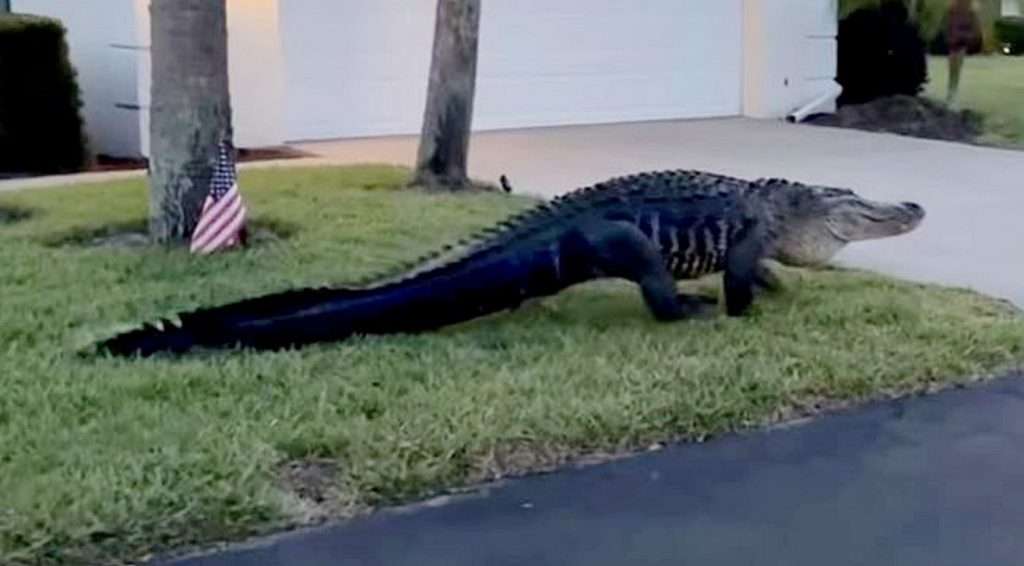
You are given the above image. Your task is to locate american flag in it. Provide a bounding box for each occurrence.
[189,142,247,254]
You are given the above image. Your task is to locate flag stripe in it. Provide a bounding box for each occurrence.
[202,210,245,253]
[193,204,245,253]
[191,200,243,252]
[192,186,239,236]
[191,187,240,243]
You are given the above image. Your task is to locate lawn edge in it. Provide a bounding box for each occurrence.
[148,362,1024,566]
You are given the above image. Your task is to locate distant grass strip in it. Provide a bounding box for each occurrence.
[926,55,1024,148]
[1,165,1022,565]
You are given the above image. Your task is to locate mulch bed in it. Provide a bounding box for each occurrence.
[75,226,287,249]
[805,95,984,143]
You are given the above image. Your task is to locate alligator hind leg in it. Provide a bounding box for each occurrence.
[724,222,769,316]
[566,221,716,321]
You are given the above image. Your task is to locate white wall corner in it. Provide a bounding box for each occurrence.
[742,0,839,120]
[741,0,765,118]
[224,0,286,148]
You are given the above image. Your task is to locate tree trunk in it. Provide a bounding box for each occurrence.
[148,0,233,244]
[412,0,480,191]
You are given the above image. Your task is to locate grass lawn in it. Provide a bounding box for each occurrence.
[926,55,1024,148]
[1,166,1023,564]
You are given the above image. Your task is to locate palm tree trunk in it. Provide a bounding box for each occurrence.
[148,0,233,244]
[412,0,481,191]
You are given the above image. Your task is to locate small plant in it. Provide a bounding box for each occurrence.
[0,204,34,224]
[995,16,1024,55]
[837,1,929,106]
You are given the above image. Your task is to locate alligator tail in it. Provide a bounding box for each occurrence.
[93,286,368,357]
[98,319,199,357]
[95,246,562,357]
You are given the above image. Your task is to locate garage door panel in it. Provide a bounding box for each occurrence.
[476,0,742,131]
[479,2,741,74]
[282,0,742,141]
[475,74,738,131]
[281,1,435,140]
[479,46,706,78]
[477,73,722,112]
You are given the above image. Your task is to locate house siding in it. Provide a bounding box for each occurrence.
[8,0,837,156]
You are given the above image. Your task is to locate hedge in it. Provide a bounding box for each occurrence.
[837,2,929,106]
[0,14,89,174]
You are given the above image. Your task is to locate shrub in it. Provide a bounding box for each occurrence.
[837,1,929,106]
[0,14,89,174]
[996,16,1024,54]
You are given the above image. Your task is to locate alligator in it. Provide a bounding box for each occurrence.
[96,169,924,357]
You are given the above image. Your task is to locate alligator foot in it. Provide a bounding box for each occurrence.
[753,263,784,295]
[675,293,718,319]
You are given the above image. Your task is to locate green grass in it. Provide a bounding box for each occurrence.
[1,166,1023,565]
[926,55,1024,147]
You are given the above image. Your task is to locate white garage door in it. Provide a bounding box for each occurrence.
[280,0,743,141]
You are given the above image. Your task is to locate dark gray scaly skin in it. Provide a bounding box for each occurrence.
[96,169,925,357]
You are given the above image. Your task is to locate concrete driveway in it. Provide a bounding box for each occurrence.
[295,118,1024,307]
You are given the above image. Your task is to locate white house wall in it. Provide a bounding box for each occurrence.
[224,0,286,149]
[135,0,287,156]
[743,0,839,118]
[12,0,144,156]
[10,0,838,154]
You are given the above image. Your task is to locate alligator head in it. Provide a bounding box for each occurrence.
[760,180,925,267]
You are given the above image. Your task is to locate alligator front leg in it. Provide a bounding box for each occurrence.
[566,221,716,321]
[724,220,768,316]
